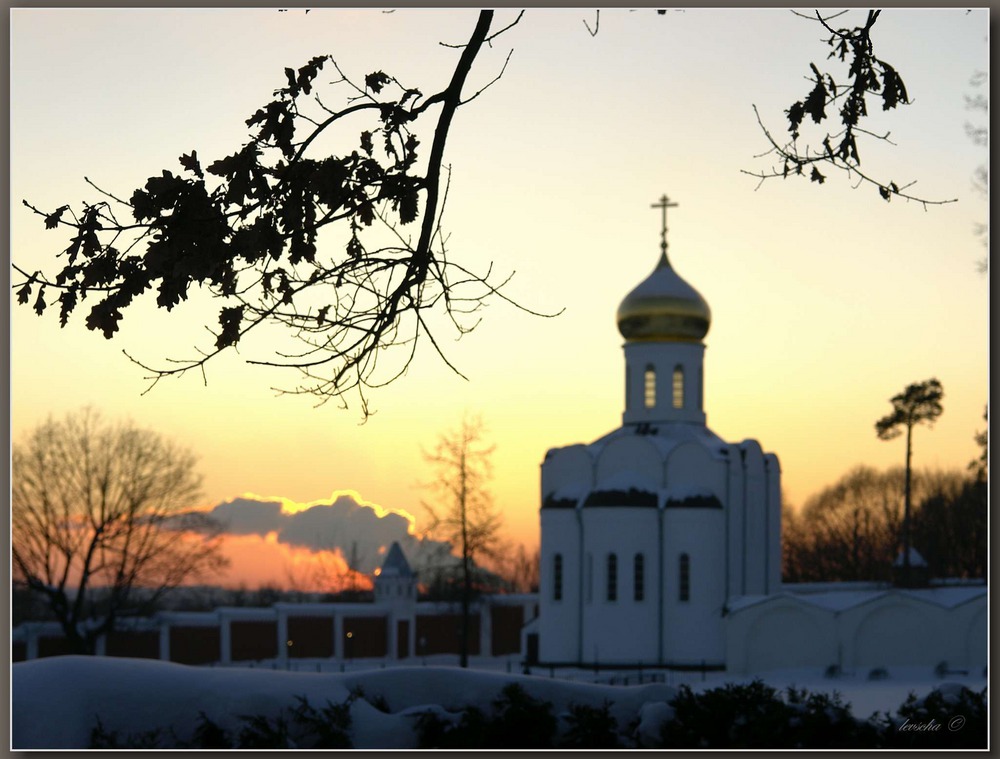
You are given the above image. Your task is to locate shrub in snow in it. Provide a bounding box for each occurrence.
[824,664,841,679]
[414,683,557,749]
[234,711,294,748]
[557,701,621,748]
[868,667,889,681]
[658,680,793,748]
[415,705,489,749]
[487,682,557,748]
[783,687,881,749]
[631,701,675,748]
[89,694,356,749]
[875,684,987,750]
[189,712,233,748]
[655,680,881,749]
[90,718,167,749]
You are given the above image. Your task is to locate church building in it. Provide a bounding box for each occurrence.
[536,196,985,673]
[539,196,781,668]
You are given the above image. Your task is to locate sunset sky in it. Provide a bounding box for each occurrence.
[10,9,989,589]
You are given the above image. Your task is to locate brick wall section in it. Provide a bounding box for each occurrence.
[415,614,481,656]
[169,626,221,665]
[231,620,279,662]
[490,605,524,656]
[397,619,410,659]
[287,616,333,659]
[38,636,72,658]
[342,616,388,659]
[106,630,160,659]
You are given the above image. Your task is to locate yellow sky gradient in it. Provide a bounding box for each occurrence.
[10,9,989,568]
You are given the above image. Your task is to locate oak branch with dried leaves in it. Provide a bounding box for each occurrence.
[15,9,954,417]
[15,10,537,418]
[744,9,956,208]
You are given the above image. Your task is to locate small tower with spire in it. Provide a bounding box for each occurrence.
[373,541,417,606]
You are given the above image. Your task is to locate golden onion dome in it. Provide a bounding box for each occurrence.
[616,250,711,342]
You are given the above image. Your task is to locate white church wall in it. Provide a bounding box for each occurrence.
[662,508,726,665]
[541,445,593,502]
[664,441,726,497]
[724,444,745,599]
[579,507,660,664]
[594,436,662,489]
[739,440,768,596]
[538,508,581,663]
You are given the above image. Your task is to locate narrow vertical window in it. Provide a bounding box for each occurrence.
[553,553,563,601]
[607,553,618,601]
[679,553,690,602]
[644,366,656,408]
[673,365,684,409]
[634,553,645,602]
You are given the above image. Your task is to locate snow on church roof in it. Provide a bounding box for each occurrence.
[584,421,730,460]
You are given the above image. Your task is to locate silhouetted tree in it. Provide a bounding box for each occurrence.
[14,10,535,418]
[12,408,228,653]
[746,9,955,206]
[493,542,541,594]
[970,405,988,482]
[15,9,953,418]
[875,378,943,586]
[422,414,502,667]
[782,465,973,583]
[785,466,906,582]
[911,476,986,580]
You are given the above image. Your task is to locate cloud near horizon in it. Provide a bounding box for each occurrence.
[197,490,455,577]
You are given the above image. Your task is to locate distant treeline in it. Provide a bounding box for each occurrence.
[783,465,987,583]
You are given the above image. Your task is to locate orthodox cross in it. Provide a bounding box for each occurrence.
[650,194,678,257]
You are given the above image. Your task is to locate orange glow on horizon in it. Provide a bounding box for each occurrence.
[212,532,374,593]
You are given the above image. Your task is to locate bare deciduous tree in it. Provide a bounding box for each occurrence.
[492,541,540,594]
[422,414,502,667]
[782,465,972,584]
[12,408,228,653]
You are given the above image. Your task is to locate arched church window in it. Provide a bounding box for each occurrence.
[644,366,656,408]
[673,365,684,409]
[634,553,645,602]
[679,553,690,602]
[607,553,618,601]
[553,554,563,601]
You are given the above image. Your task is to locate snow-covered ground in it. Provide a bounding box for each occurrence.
[11,655,987,749]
